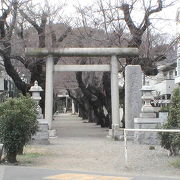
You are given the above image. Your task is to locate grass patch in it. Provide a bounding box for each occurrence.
[171,158,180,169]
[17,152,43,164]
[17,145,48,164]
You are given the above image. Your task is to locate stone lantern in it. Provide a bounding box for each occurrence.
[29,81,49,144]
[134,82,161,144]
[29,81,43,119]
[140,82,156,118]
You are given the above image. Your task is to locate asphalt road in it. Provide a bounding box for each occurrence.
[0,166,179,180]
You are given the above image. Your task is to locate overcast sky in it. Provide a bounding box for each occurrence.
[34,0,180,37]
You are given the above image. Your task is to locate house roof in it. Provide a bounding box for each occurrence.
[158,62,177,72]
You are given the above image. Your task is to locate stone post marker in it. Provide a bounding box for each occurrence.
[125,65,142,129]
[29,81,49,144]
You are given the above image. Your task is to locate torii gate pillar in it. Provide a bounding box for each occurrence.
[45,56,54,129]
[111,56,120,135]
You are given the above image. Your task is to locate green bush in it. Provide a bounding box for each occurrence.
[159,105,170,112]
[0,95,38,163]
[159,88,180,156]
[171,158,180,169]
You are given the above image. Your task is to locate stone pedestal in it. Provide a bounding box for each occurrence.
[49,129,57,137]
[107,108,124,140]
[32,119,49,145]
[107,128,124,141]
[134,118,162,145]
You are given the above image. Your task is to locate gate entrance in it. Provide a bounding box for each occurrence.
[25,47,138,137]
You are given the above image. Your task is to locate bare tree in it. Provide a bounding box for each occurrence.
[0,0,177,126]
[75,0,176,72]
[0,0,29,94]
[0,0,72,111]
[71,0,176,127]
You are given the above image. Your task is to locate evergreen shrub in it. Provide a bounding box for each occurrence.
[0,95,38,163]
[159,88,180,156]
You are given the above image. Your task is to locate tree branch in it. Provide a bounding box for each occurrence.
[0,2,13,38]
[57,26,72,43]
[7,0,18,39]
[10,55,30,69]
[49,22,57,47]
[19,9,42,32]
[140,0,162,32]
[0,50,28,95]
[121,3,138,35]
[40,13,47,31]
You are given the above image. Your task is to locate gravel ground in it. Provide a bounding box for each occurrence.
[21,114,180,178]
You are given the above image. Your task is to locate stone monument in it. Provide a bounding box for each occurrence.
[125,65,142,136]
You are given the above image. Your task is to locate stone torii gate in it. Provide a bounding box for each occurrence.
[25,47,138,137]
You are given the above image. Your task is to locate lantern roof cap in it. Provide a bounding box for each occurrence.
[29,81,43,92]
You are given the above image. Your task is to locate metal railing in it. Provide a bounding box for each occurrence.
[124,128,180,167]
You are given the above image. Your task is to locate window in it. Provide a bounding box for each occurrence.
[169,71,173,79]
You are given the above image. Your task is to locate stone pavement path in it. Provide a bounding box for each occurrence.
[20,114,180,178]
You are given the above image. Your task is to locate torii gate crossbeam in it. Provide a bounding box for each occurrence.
[25,47,139,138]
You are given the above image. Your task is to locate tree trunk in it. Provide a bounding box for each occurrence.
[88,105,94,122]
[79,105,88,119]
[103,72,112,128]
[18,146,24,155]
[93,106,107,127]
[6,152,17,163]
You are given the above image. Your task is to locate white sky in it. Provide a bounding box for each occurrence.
[31,0,180,37]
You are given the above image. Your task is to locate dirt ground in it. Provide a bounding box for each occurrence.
[18,114,180,178]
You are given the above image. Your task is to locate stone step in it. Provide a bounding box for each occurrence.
[54,115,81,117]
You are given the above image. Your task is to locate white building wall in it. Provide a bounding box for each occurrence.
[175,7,180,85]
[0,77,4,91]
